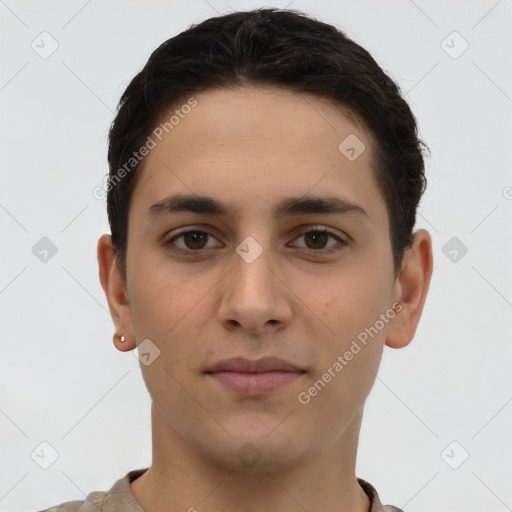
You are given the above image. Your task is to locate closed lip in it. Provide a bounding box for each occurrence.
[205,356,304,373]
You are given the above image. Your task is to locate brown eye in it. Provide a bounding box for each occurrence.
[182,231,208,250]
[291,228,346,254]
[165,230,223,256]
[304,231,330,249]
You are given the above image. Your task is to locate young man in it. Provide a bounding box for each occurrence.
[41,8,432,512]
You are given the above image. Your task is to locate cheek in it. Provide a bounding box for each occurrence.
[127,248,206,337]
[311,265,392,372]
[128,265,216,377]
[319,270,387,328]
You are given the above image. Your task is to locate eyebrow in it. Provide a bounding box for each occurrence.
[146,193,370,223]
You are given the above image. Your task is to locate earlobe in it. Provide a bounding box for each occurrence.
[385,229,433,349]
[113,332,134,352]
[97,234,137,351]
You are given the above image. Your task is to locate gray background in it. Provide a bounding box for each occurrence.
[1,1,511,510]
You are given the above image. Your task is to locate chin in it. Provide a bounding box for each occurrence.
[197,427,306,474]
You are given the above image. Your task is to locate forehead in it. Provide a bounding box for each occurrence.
[129,86,386,226]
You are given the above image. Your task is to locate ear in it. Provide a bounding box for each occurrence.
[97,234,136,352]
[385,229,433,349]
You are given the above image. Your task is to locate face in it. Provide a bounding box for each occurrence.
[107,86,409,471]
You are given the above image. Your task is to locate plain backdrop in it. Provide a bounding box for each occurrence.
[1,1,511,511]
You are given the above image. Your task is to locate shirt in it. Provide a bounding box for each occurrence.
[38,467,405,512]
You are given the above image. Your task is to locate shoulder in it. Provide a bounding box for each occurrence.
[357,477,405,512]
[37,500,86,512]
[37,490,107,511]
[36,468,148,512]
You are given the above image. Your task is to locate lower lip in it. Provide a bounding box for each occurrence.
[206,371,304,395]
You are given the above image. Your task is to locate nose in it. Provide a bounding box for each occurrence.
[217,238,293,336]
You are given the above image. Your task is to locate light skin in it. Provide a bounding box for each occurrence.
[98,85,433,512]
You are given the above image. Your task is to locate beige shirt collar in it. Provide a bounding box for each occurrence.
[78,467,403,512]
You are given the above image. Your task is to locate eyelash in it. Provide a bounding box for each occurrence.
[164,227,347,257]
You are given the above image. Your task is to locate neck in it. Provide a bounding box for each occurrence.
[131,402,370,512]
